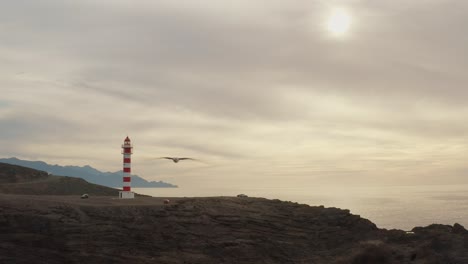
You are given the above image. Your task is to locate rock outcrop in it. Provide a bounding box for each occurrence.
[1,163,468,263]
[1,194,467,264]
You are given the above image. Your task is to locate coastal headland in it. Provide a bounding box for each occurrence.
[1,163,468,263]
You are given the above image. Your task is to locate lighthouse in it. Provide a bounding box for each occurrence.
[119,136,135,199]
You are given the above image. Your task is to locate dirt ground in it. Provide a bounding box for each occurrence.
[0,193,185,206]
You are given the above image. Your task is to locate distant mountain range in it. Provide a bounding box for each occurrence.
[0,157,177,188]
[0,162,123,196]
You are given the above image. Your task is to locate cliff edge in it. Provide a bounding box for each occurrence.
[1,194,467,264]
[1,163,468,263]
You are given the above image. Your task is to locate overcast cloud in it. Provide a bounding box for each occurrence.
[1,0,468,187]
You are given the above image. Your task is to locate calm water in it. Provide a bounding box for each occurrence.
[133,185,468,231]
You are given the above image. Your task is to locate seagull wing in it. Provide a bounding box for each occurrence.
[179,158,209,164]
[155,157,175,161]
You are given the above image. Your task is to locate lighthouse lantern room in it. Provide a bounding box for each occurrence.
[119,136,135,199]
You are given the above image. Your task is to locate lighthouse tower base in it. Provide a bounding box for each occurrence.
[119,191,135,199]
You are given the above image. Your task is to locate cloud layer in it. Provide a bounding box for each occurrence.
[1,0,468,187]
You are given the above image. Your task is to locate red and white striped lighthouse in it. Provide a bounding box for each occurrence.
[119,136,135,199]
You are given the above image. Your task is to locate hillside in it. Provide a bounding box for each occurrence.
[1,194,468,263]
[0,162,49,183]
[0,157,177,188]
[0,162,119,196]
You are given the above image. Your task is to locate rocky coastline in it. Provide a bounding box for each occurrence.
[1,194,468,264]
[1,162,468,263]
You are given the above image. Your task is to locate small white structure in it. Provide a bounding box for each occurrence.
[119,191,134,199]
[119,136,135,199]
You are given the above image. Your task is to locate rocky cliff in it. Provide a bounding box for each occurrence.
[1,194,467,264]
[1,163,468,263]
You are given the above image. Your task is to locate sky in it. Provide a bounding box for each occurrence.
[1,0,468,188]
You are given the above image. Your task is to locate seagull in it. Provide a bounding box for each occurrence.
[158,157,197,163]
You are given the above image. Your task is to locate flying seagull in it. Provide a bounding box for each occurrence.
[158,157,197,163]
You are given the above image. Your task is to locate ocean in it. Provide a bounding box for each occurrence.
[133,185,468,231]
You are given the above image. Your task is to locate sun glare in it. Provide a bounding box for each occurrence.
[327,8,351,36]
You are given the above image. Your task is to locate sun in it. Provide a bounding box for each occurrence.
[327,8,351,36]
